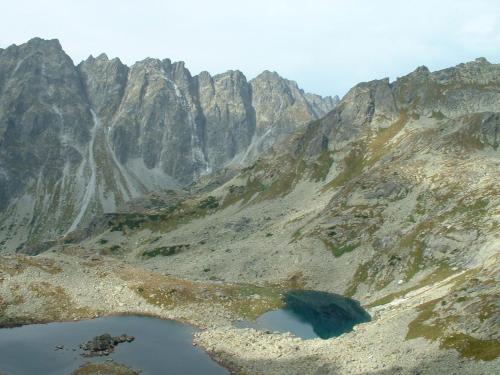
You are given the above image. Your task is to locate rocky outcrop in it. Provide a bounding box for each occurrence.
[81,333,135,356]
[298,57,500,159]
[0,38,337,248]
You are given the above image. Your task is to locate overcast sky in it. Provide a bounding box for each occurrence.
[1,0,500,97]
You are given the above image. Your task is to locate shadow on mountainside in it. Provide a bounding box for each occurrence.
[223,349,498,375]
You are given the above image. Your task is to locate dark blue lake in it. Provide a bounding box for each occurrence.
[0,315,229,375]
[237,290,370,339]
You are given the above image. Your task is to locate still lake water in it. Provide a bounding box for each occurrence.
[0,315,229,375]
[0,291,370,374]
[237,290,371,339]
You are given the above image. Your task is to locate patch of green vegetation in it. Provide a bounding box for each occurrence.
[142,244,190,258]
[109,213,151,232]
[449,198,489,218]
[398,220,435,281]
[148,208,200,233]
[98,238,108,245]
[406,297,500,361]
[310,151,334,182]
[324,147,365,190]
[431,110,446,120]
[27,282,94,322]
[240,178,267,203]
[226,284,285,320]
[257,159,307,201]
[320,239,359,258]
[0,256,62,276]
[406,298,448,341]
[198,196,219,210]
[442,334,500,361]
[366,263,455,308]
[132,272,289,321]
[100,245,123,256]
[221,177,266,208]
[366,293,399,308]
[475,295,498,322]
[345,258,375,297]
[405,240,425,281]
[147,236,161,244]
[291,228,303,241]
[367,111,409,165]
[221,156,308,207]
[107,195,224,235]
[344,220,432,295]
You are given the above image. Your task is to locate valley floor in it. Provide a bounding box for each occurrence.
[0,251,498,375]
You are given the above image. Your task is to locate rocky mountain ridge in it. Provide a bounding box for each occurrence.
[0,37,338,248]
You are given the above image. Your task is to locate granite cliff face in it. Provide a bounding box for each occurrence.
[0,38,337,247]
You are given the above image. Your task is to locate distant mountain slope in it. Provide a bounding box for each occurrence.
[0,37,338,248]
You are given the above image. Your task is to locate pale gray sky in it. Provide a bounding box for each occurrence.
[1,0,500,96]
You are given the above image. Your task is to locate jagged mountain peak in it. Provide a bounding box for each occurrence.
[1,37,71,66]
[0,37,337,246]
[251,69,301,92]
[85,52,110,61]
[24,36,63,49]
[253,69,284,80]
[213,69,246,79]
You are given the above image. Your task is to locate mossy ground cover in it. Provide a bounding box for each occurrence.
[107,196,221,235]
[405,270,500,361]
[310,151,334,182]
[324,147,366,191]
[98,245,124,256]
[221,157,308,208]
[224,284,285,320]
[27,281,94,322]
[366,263,455,308]
[345,258,375,297]
[367,111,408,164]
[406,297,500,361]
[221,178,267,208]
[441,334,500,361]
[320,238,359,258]
[119,267,299,321]
[142,244,190,258]
[136,279,284,321]
[0,256,62,276]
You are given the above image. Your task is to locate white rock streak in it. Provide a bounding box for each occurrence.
[66,109,99,234]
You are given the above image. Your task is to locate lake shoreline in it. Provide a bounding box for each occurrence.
[0,315,232,375]
[2,253,497,375]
